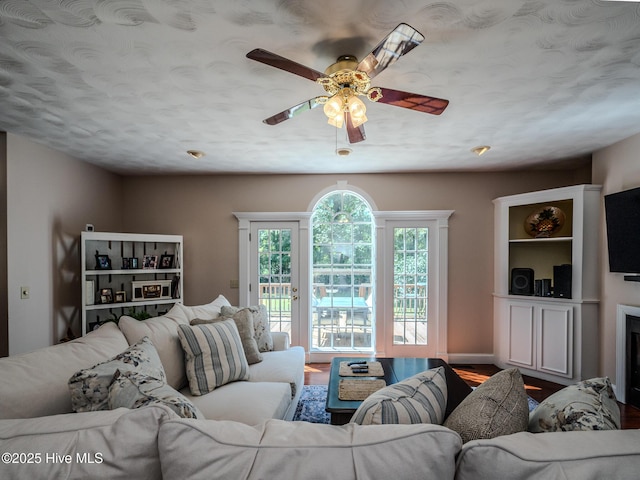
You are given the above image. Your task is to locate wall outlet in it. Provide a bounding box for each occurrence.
[20,286,30,299]
[229,279,239,289]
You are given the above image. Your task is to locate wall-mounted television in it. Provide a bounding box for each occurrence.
[604,186,640,279]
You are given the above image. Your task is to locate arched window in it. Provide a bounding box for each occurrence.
[311,191,375,351]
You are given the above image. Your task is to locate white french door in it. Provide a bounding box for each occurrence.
[248,222,302,345]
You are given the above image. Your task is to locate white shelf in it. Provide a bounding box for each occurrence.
[85,268,181,276]
[85,298,180,311]
[81,231,183,335]
[493,184,601,384]
[508,237,573,244]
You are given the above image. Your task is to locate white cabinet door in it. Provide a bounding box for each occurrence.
[507,303,535,368]
[537,304,573,378]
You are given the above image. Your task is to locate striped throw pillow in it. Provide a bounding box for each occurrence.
[350,367,448,425]
[177,320,249,396]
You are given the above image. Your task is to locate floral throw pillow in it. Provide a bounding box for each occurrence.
[108,369,203,419]
[528,376,620,432]
[68,336,166,412]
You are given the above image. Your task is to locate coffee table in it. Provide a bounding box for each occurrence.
[325,357,472,425]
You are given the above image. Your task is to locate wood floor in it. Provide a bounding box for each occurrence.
[304,362,640,429]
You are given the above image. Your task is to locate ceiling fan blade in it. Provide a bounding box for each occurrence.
[247,48,326,82]
[376,87,449,115]
[357,23,424,80]
[262,97,324,125]
[345,112,366,143]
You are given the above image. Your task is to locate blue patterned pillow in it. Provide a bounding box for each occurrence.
[108,369,203,419]
[68,336,166,412]
[350,367,448,425]
[177,320,249,396]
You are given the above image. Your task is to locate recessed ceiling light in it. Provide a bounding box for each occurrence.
[471,145,491,156]
[187,150,205,159]
[336,148,352,156]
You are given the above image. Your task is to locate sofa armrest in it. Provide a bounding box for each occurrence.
[271,332,290,351]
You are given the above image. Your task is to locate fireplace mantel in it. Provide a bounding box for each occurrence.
[616,304,640,403]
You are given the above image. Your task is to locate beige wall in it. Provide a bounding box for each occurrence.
[122,167,590,355]
[592,131,640,380]
[6,134,123,355]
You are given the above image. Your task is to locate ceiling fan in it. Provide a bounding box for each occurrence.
[246,23,449,144]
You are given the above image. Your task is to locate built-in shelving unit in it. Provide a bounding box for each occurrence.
[493,184,601,384]
[81,232,183,335]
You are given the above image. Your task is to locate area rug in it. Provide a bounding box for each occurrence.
[292,385,539,424]
[292,385,331,423]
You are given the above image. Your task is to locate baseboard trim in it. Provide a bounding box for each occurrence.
[446,353,496,365]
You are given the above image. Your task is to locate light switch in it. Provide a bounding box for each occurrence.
[20,286,30,299]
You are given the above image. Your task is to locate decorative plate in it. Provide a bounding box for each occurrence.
[524,206,566,238]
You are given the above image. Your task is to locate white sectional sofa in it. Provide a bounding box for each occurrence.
[2,296,640,480]
[0,297,305,424]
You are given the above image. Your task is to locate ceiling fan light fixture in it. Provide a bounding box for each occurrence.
[327,113,344,128]
[187,150,205,159]
[471,145,491,156]
[336,147,352,156]
[323,95,344,120]
[347,95,367,123]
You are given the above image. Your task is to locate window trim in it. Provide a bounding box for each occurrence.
[374,210,454,360]
[234,206,453,362]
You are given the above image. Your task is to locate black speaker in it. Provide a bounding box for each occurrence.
[511,268,534,295]
[554,264,572,298]
[534,278,552,297]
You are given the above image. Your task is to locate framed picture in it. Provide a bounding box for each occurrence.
[142,255,158,269]
[159,254,174,269]
[114,291,126,303]
[95,254,112,270]
[99,287,113,304]
[130,257,139,269]
[142,284,162,299]
[121,257,130,269]
[132,280,173,301]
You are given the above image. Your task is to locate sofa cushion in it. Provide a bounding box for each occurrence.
[69,336,166,412]
[455,429,640,480]
[192,308,263,365]
[0,405,177,480]
[351,367,448,425]
[176,294,231,322]
[0,322,129,419]
[248,347,306,399]
[178,320,250,395]
[118,308,190,390]
[109,370,203,419]
[444,368,529,443]
[158,417,462,480]
[221,304,273,352]
[181,381,291,423]
[528,376,620,432]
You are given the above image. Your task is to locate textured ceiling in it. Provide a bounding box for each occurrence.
[1,0,640,175]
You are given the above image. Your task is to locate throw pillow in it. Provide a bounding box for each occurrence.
[350,367,448,425]
[443,367,529,443]
[68,336,166,412]
[177,295,232,322]
[528,376,620,432]
[191,308,263,364]
[221,304,273,352]
[108,369,203,419]
[118,312,189,390]
[177,320,250,396]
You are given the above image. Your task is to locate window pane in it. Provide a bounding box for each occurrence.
[311,191,374,351]
[393,227,428,345]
